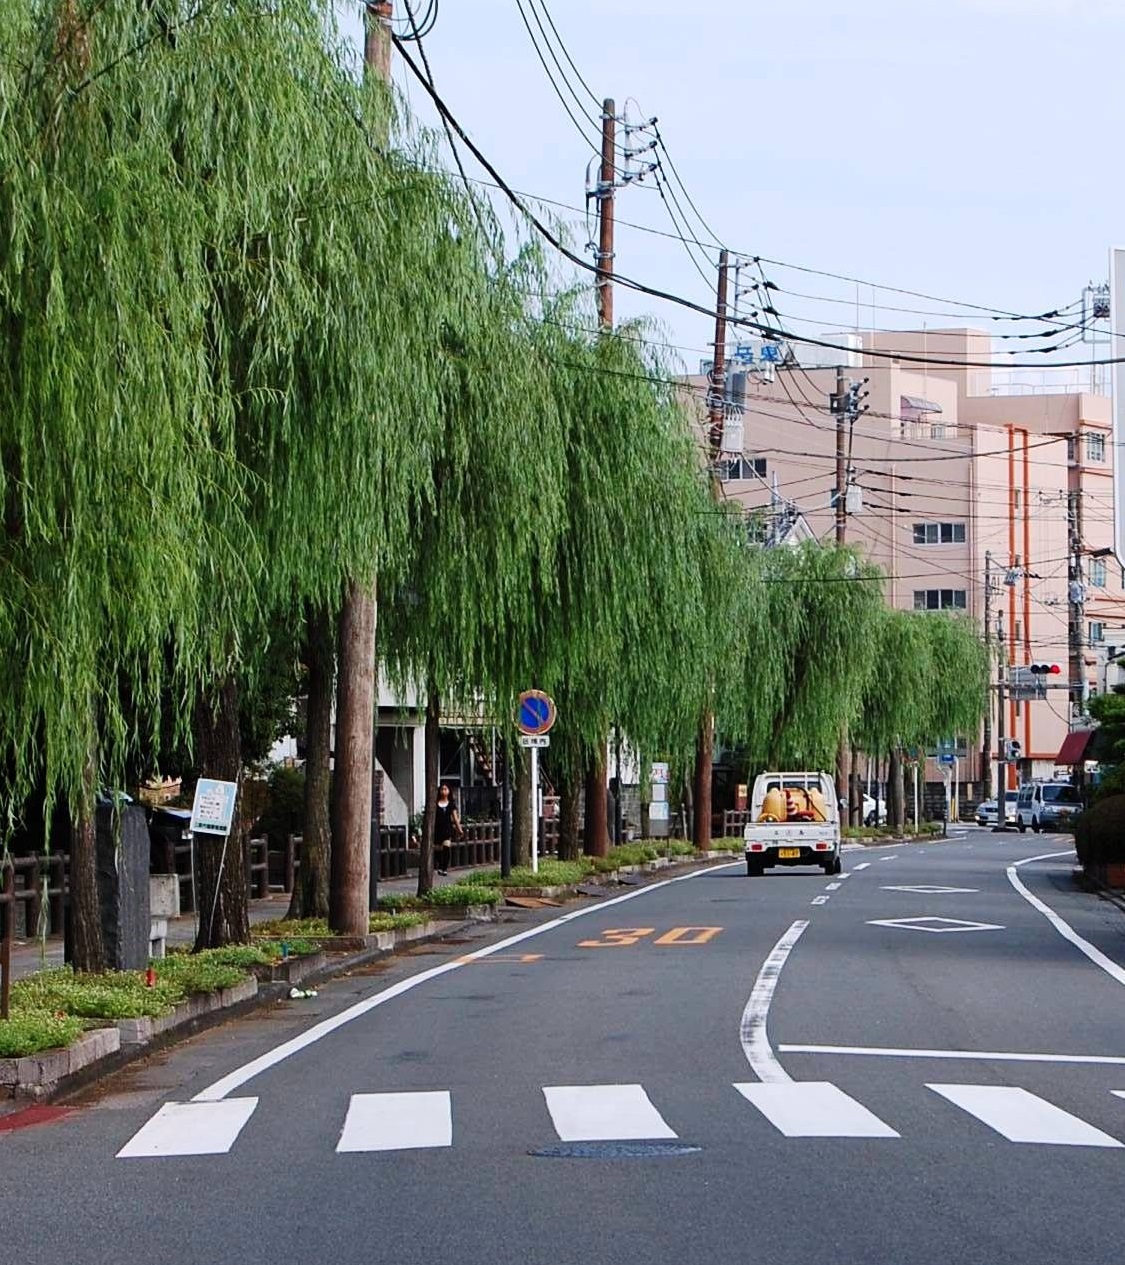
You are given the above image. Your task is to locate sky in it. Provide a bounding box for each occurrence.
[336,0,1125,383]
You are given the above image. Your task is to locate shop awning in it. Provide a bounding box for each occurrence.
[1057,729,1096,765]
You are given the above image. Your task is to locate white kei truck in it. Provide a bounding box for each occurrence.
[742,771,842,877]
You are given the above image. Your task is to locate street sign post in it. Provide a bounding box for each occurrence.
[516,691,557,874]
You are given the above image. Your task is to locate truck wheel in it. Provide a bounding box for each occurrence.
[1031,817,1040,833]
[746,858,763,877]
[823,855,842,876]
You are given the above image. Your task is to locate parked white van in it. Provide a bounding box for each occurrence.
[1015,782,1081,833]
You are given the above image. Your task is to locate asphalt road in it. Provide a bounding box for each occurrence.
[4,829,1125,1265]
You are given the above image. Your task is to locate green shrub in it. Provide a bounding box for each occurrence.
[253,917,330,939]
[377,893,427,911]
[424,883,501,907]
[150,956,248,994]
[369,912,428,933]
[0,1009,84,1057]
[12,967,181,1019]
[1075,794,1125,868]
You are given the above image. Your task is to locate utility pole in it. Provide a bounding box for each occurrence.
[691,248,730,854]
[1068,488,1086,725]
[582,97,617,859]
[330,0,392,935]
[595,99,616,329]
[834,365,847,545]
[995,611,1010,830]
[982,550,994,802]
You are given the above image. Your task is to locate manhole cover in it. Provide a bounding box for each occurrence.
[530,1141,701,1159]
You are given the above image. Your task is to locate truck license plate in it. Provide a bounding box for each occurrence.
[778,847,801,859]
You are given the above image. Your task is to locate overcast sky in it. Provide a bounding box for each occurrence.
[337,0,1125,380]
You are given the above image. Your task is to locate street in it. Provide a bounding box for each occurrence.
[5,831,1125,1265]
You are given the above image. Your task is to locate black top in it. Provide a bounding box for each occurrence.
[435,800,455,844]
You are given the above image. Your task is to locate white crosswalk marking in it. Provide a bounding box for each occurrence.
[117,1098,258,1158]
[928,1084,1124,1147]
[543,1084,677,1141]
[337,1091,452,1153]
[734,1081,899,1138]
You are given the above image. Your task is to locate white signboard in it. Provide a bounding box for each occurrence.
[650,762,669,785]
[650,783,667,803]
[189,778,238,836]
[518,734,550,748]
[649,801,670,821]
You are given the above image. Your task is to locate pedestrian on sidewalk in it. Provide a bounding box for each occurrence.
[434,784,462,876]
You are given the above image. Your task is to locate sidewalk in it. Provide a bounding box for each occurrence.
[6,863,500,982]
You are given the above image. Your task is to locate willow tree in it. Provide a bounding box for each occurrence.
[378,239,568,893]
[0,0,248,967]
[854,608,988,829]
[522,311,720,858]
[724,544,885,775]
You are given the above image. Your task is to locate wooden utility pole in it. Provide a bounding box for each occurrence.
[330,0,392,935]
[580,98,619,859]
[834,365,847,545]
[691,248,731,853]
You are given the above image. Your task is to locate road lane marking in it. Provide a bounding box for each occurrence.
[1006,850,1125,990]
[117,1099,258,1158]
[778,1044,1125,1066]
[880,857,895,862]
[739,920,809,1084]
[653,926,723,946]
[577,927,655,948]
[543,1085,677,1141]
[810,895,829,905]
[928,1084,1123,1147]
[191,860,740,1102]
[854,863,871,871]
[337,1092,452,1153]
[880,885,979,894]
[734,1082,898,1139]
[866,916,1003,933]
[825,882,841,891]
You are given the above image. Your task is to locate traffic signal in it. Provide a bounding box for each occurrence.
[1004,739,1022,760]
[1029,662,1062,676]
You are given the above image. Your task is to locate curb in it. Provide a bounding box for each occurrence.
[1074,867,1125,915]
[0,919,474,1106]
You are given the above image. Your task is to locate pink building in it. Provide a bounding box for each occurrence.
[690,328,1125,806]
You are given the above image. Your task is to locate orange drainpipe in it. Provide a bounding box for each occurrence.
[1022,429,1031,761]
[1007,427,1017,789]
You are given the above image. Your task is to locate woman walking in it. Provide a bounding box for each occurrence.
[434,783,462,876]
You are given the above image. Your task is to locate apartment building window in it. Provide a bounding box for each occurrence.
[1067,436,1077,465]
[1086,433,1107,463]
[1091,557,1108,588]
[914,589,968,611]
[1089,620,1106,644]
[912,522,966,545]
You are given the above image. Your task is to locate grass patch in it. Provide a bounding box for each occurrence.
[12,967,182,1020]
[149,954,249,995]
[423,883,502,907]
[369,912,428,933]
[0,1009,86,1058]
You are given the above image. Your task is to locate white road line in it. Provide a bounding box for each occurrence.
[1113,1091,1125,1102]
[854,863,871,871]
[192,860,739,1103]
[336,1091,452,1153]
[117,1098,258,1158]
[825,882,841,891]
[734,1081,898,1138]
[1007,850,1125,990]
[838,872,851,880]
[739,920,809,1084]
[543,1085,677,1141]
[881,856,895,862]
[778,1043,1125,1066]
[928,1084,1123,1148]
[810,895,830,906]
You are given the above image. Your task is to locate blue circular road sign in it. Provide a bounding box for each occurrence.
[517,690,557,736]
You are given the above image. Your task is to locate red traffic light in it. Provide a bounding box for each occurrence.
[1029,662,1062,675]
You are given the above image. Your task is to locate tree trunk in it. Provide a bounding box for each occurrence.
[194,676,249,950]
[288,603,333,920]
[849,745,863,828]
[890,748,906,834]
[512,747,531,868]
[330,577,376,936]
[693,715,713,851]
[583,750,609,858]
[68,748,105,973]
[638,750,651,839]
[557,772,581,862]
[836,738,851,826]
[417,687,440,896]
